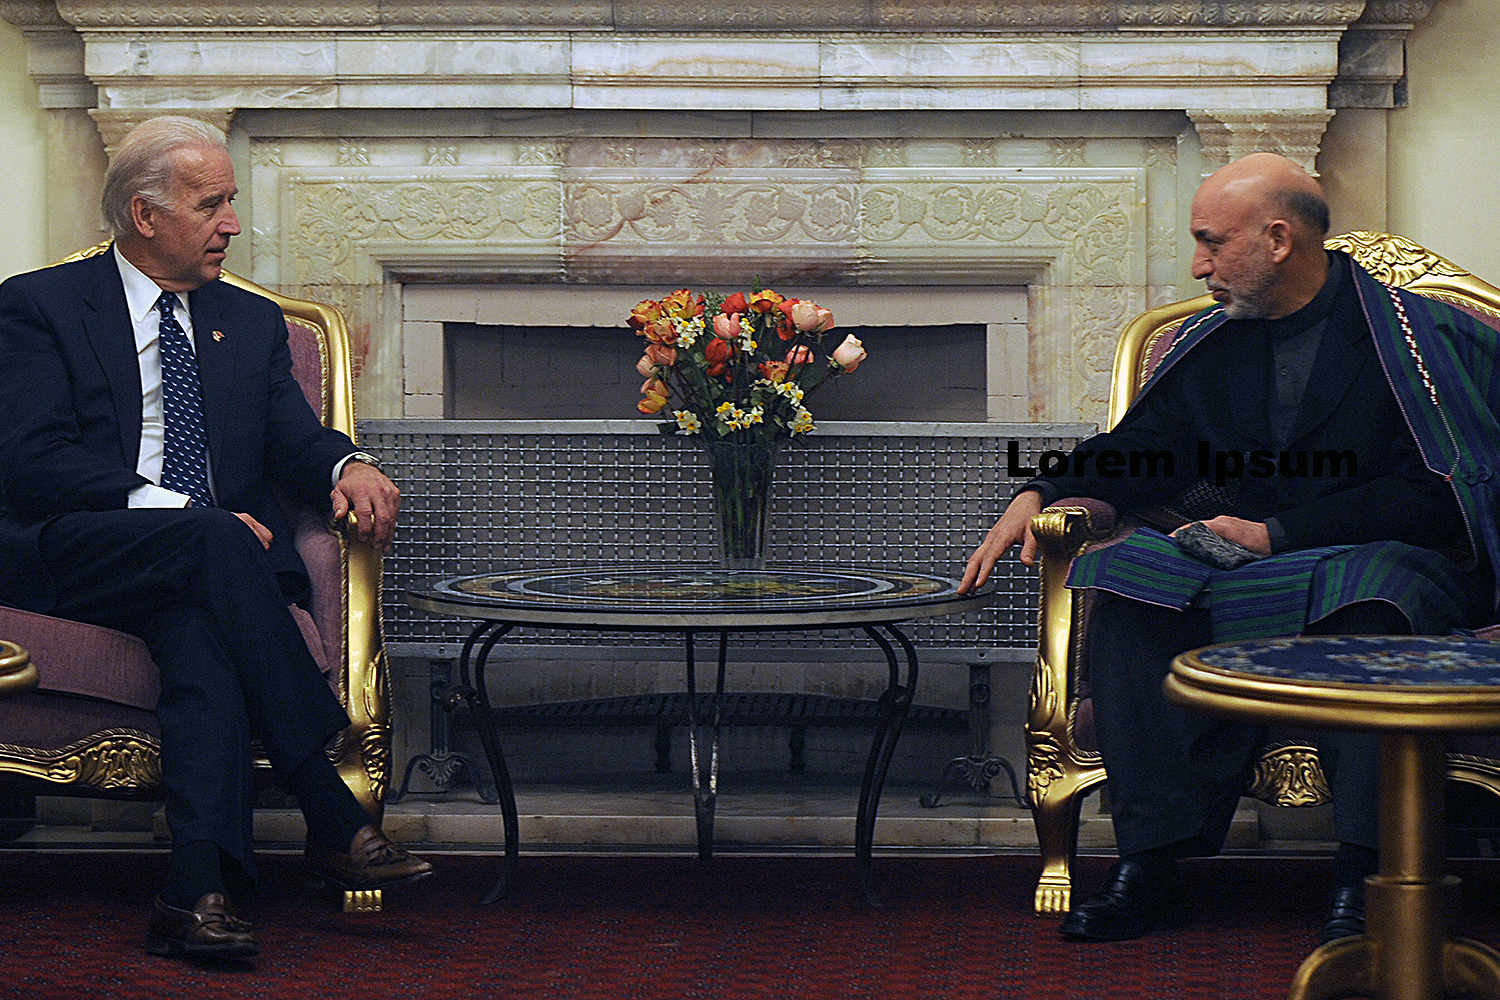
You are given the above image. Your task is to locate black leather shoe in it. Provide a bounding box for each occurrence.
[1059,860,1184,942]
[1320,885,1366,943]
[145,893,259,959]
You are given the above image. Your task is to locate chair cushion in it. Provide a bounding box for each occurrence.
[0,688,159,750]
[0,602,333,713]
[284,317,327,423]
[0,606,158,711]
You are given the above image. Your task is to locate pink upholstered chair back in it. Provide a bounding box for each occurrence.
[284,317,330,424]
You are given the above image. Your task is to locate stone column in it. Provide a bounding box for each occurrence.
[88,108,237,161]
[1188,110,1338,176]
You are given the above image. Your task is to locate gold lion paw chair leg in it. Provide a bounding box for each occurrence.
[1026,232,1500,916]
[0,248,392,913]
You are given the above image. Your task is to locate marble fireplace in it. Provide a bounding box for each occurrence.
[1,1,1432,425]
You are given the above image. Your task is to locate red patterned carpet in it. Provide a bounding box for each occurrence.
[1,851,1498,999]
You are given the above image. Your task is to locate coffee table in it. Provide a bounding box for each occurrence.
[1167,634,1500,1000]
[408,564,994,905]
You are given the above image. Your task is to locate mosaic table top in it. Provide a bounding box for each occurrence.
[408,564,994,629]
[1169,635,1500,733]
[1193,636,1500,689]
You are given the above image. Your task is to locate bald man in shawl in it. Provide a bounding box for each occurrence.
[963,154,1500,944]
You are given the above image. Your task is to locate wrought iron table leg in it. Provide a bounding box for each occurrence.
[920,756,1027,809]
[856,623,917,906]
[684,630,728,861]
[457,620,521,903]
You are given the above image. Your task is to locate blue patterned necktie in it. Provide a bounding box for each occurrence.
[156,291,214,507]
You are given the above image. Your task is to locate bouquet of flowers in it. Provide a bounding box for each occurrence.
[628,286,866,567]
[629,286,865,442]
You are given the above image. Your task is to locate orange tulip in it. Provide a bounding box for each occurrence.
[638,378,670,414]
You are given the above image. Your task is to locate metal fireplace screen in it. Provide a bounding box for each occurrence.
[359,421,1092,652]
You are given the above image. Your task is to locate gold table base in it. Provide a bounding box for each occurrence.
[1165,637,1500,1000]
[1290,733,1500,1000]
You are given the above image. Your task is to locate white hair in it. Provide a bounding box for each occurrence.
[100,116,228,239]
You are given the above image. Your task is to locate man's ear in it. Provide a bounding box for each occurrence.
[128,194,157,239]
[1265,219,1294,264]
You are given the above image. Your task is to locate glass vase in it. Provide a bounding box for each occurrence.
[701,436,780,570]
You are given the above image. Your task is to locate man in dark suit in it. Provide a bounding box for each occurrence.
[0,116,431,959]
[961,154,1495,944]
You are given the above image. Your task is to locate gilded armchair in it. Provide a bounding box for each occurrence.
[1027,232,1500,916]
[0,251,392,909]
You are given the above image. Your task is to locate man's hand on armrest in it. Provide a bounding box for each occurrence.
[959,489,1045,593]
[331,460,400,552]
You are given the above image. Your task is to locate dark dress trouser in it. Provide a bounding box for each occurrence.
[37,506,350,870]
[1086,595,1400,857]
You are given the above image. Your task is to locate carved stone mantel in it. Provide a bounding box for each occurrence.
[1,2,1435,123]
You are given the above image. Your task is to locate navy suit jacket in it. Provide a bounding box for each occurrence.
[0,249,356,611]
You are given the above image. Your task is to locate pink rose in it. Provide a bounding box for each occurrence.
[636,353,655,378]
[791,301,835,333]
[830,334,866,372]
[712,313,741,340]
[645,342,677,367]
[784,345,813,366]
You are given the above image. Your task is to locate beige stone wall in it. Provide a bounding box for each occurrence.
[0,21,47,277]
[1389,0,1500,280]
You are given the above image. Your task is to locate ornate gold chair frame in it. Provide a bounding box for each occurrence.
[1027,232,1500,915]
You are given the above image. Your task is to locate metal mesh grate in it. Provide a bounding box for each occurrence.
[361,421,1093,651]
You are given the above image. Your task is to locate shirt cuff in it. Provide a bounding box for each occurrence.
[128,483,192,508]
[332,451,382,489]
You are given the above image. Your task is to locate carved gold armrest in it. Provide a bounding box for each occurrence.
[0,640,38,697]
[326,512,392,810]
[1027,503,1119,915]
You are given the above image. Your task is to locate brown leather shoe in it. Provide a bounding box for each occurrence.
[145,893,259,959]
[304,824,434,891]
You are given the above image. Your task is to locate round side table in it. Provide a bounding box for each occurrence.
[1167,635,1500,1000]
